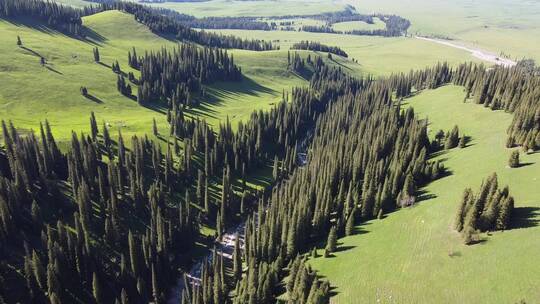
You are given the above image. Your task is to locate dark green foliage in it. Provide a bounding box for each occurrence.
[0,116,231,302]
[136,45,241,107]
[458,136,466,148]
[388,63,539,152]
[298,9,410,37]
[454,173,515,244]
[16,35,22,46]
[116,75,132,96]
[0,0,83,35]
[451,64,540,151]
[196,56,448,304]
[444,125,460,149]
[325,226,337,253]
[281,256,329,304]
[291,41,348,57]
[287,51,306,73]
[93,47,100,62]
[509,150,520,168]
[98,1,276,50]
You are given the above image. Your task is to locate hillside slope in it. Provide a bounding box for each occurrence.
[0,10,176,144]
[311,85,540,303]
[0,10,308,144]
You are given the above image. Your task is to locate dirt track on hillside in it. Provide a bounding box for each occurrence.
[416,36,517,67]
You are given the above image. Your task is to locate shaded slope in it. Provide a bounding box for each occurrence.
[310,85,540,303]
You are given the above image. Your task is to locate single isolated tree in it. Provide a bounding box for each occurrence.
[508,150,520,168]
[93,47,100,62]
[17,35,22,47]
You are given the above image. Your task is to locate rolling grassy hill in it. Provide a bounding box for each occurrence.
[143,0,346,17]
[331,17,386,32]
[0,10,308,144]
[310,85,540,303]
[208,29,482,76]
[347,0,540,62]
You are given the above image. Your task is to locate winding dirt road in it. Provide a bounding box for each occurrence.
[416,36,517,67]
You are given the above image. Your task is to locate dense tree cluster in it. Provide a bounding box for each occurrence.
[454,173,515,244]
[452,64,540,150]
[296,8,410,37]
[291,41,348,58]
[96,1,276,50]
[344,14,410,37]
[0,0,83,35]
[176,54,458,304]
[287,51,306,73]
[0,0,277,51]
[0,117,205,303]
[174,15,272,31]
[134,45,241,108]
[1,77,330,302]
[386,63,539,151]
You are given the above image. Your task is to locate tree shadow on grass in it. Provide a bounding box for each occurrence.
[97,61,112,69]
[352,222,370,235]
[84,94,103,104]
[141,102,167,115]
[45,66,63,75]
[185,102,219,120]
[20,46,43,58]
[428,149,447,160]
[80,27,107,46]
[516,162,535,168]
[416,189,437,202]
[335,245,356,253]
[467,238,487,245]
[4,17,107,45]
[206,76,275,102]
[510,206,540,229]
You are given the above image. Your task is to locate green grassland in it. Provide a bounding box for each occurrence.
[51,0,91,8]
[52,0,540,62]
[348,0,540,62]
[310,85,540,303]
[263,17,326,31]
[0,10,307,145]
[331,17,386,32]
[144,0,345,17]
[208,29,482,76]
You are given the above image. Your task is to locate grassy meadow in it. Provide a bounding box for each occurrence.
[332,18,386,32]
[52,0,540,62]
[347,0,540,62]
[0,10,307,145]
[143,0,345,17]
[1,1,539,303]
[310,85,540,303]
[208,29,482,76]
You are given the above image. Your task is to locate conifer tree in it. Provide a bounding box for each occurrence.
[93,47,100,62]
[508,150,520,168]
[345,213,355,236]
[17,35,22,47]
[458,136,466,148]
[233,235,242,281]
[325,226,337,254]
[92,272,101,304]
[153,118,158,136]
